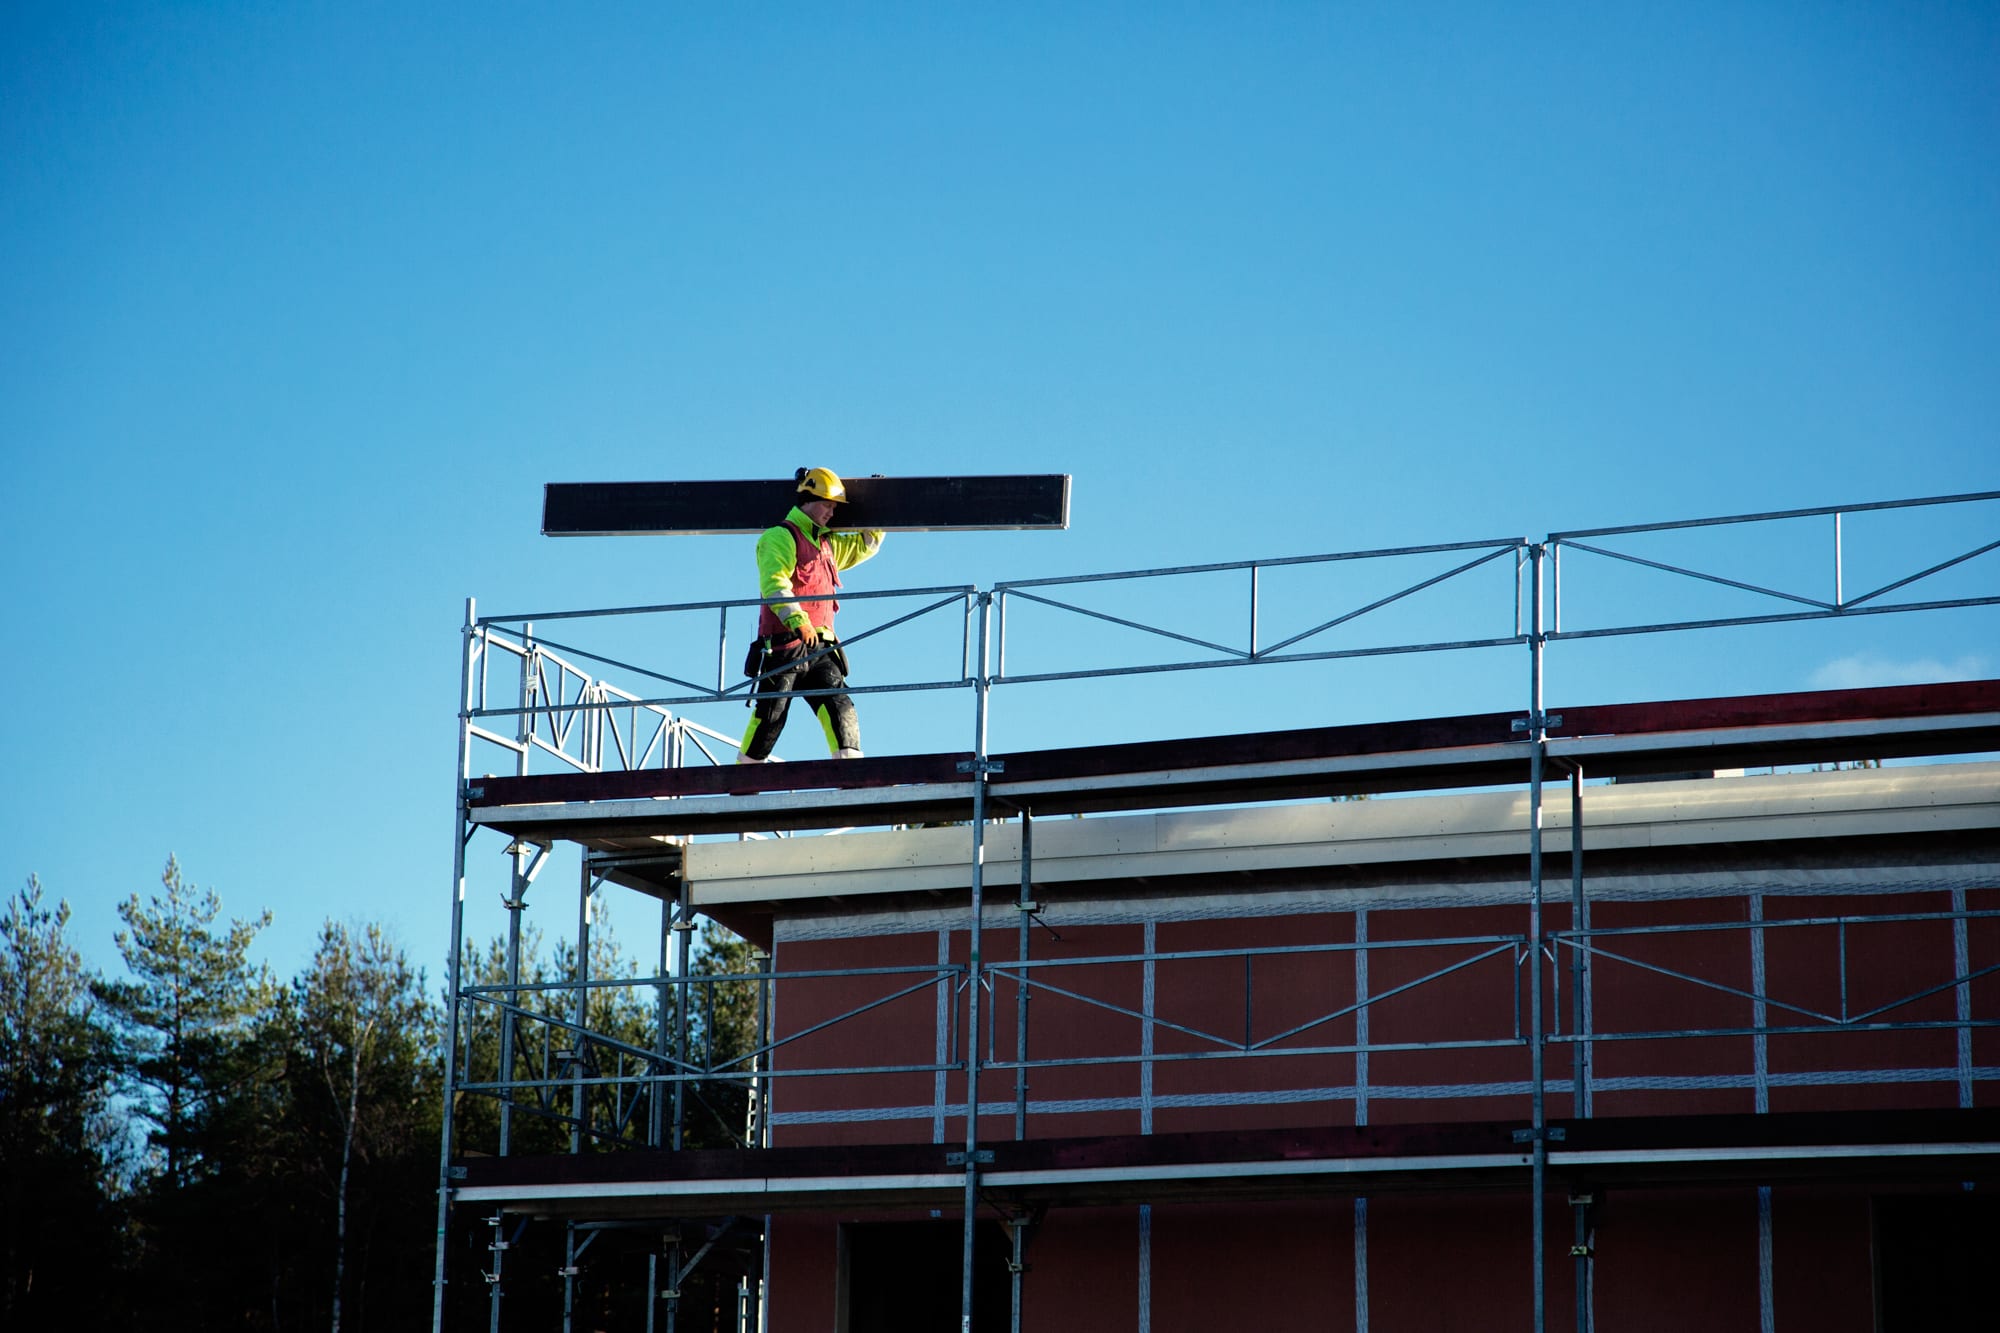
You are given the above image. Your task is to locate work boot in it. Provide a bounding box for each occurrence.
[836,747,864,760]
[736,753,767,764]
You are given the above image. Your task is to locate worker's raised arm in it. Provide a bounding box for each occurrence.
[828,527,884,570]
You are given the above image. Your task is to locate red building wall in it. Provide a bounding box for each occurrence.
[761,875,1988,1329]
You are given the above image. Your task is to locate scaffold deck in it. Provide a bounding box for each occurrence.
[464,678,2000,846]
[455,1107,2000,1220]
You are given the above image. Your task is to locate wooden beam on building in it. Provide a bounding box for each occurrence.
[462,678,2000,841]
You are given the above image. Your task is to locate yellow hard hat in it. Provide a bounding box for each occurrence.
[796,466,847,502]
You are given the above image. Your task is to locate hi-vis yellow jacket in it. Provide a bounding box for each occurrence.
[755,506,885,639]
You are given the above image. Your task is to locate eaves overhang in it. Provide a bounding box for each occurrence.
[681,761,1999,910]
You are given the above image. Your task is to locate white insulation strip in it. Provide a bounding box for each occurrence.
[774,860,1995,942]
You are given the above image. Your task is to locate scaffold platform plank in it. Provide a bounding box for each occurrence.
[543,474,1071,535]
[453,1107,2000,1219]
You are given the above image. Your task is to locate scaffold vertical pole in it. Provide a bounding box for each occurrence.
[1528,543,1549,1333]
[674,882,693,1151]
[753,949,773,1333]
[666,1231,683,1333]
[433,599,477,1333]
[1249,562,1261,658]
[1569,764,1587,1113]
[486,1215,511,1333]
[500,621,538,1162]
[1833,510,1844,608]
[1570,762,1592,1333]
[1009,1216,1029,1333]
[752,949,772,1150]
[562,1222,579,1333]
[653,894,671,1148]
[498,862,522,1153]
[1015,809,1033,1140]
[964,591,994,1332]
[572,862,595,1154]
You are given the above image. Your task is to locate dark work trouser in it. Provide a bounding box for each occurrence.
[740,641,859,760]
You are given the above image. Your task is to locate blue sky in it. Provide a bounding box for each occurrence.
[4,3,1995,984]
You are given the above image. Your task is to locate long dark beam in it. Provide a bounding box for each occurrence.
[461,706,1527,812]
[1555,679,1998,734]
[543,474,1071,535]
[1548,678,2000,777]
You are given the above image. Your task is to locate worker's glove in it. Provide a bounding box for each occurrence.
[795,620,822,648]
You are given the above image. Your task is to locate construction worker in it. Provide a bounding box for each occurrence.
[738,467,886,762]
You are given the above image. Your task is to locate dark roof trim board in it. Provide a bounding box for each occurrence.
[463,679,2000,839]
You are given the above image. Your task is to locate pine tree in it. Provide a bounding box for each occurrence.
[0,876,125,1324]
[292,921,439,1333]
[95,856,280,1331]
[96,855,274,1187]
[686,919,763,1151]
[452,923,573,1158]
[552,897,661,1150]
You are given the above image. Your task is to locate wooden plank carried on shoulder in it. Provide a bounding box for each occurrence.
[543,474,1071,535]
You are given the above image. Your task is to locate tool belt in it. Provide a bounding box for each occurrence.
[742,631,849,681]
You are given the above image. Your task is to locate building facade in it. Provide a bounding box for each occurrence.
[452,683,2000,1332]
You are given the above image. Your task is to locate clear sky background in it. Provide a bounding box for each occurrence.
[4,3,1995,986]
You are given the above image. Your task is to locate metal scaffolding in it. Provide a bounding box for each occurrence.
[434,490,2000,1332]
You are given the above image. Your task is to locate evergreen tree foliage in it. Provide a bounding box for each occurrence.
[438,905,770,1329]
[556,894,663,1150]
[6,853,774,1330]
[94,856,282,1331]
[96,855,275,1188]
[0,875,126,1325]
[450,921,574,1158]
[287,921,442,1333]
[682,918,764,1151]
